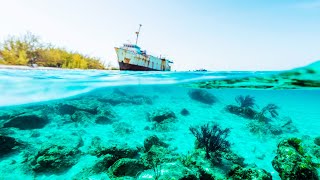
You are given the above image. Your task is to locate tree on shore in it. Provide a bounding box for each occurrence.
[0,32,105,69]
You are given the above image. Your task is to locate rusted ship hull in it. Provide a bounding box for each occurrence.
[115,47,172,71]
[118,62,159,71]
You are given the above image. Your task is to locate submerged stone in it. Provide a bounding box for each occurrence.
[138,162,198,180]
[58,104,78,115]
[98,93,153,106]
[228,165,272,180]
[314,136,320,146]
[180,108,190,116]
[92,154,115,173]
[148,108,176,123]
[112,122,134,135]
[109,158,147,177]
[95,116,114,124]
[95,105,117,124]
[0,135,21,157]
[225,105,257,119]
[272,138,319,180]
[141,145,178,169]
[71,111,93,124]
[188,89,217,105]
[3,114,48,130]
[144,135,169,152]
[30,144,80,173]
[90,141,139,160]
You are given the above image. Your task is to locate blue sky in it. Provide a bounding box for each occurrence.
[0,0,319,70]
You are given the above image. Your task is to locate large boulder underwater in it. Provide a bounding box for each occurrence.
[272,137,319,180]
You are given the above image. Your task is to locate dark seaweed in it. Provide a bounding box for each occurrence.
[190,123,230,159]
[235,95,255,108]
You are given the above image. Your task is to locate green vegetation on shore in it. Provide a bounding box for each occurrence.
[0,33,105,69]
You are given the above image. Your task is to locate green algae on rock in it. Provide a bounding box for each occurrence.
[108,158,148,177]
[272,138,319,180]
[143,135,169,152]
[25,134,83,173]
[228,165,272,180]
[30,145,80,173]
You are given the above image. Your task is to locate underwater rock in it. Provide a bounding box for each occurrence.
[71,111,94,124]
[248,121,278,136]
[225,105,257,119]
[188,89,217,105]
[57,104,78,115]
[180,149,225,180]
[228,165,272,180]
[314,137,320,146]
[144,135,169,152]
[90,140,139,160]
[98,92,153,106]
[112,122,134,135]
[0,135,21,157]
[57,102,98,116]
[109,158,147,177]
[30,131,41,138]
[137,162,198,180]
[222,151,246,167]
[141,145,178,169]
[30,144,80,173]
[95,116,114,125]
[180,108,190,116]
[95,105,117,124]
[148,108,176,123]
[247,117,298,137]
[27,134,83,173]
[3,114,48,130]
[272,138,319,180]
[92,154,115,173]
[274,117,298,133]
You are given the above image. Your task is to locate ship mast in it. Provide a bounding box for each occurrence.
[135,24,142,45]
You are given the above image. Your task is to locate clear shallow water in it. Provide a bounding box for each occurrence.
[0,66,319,180]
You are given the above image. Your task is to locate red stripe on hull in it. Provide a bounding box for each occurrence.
[118,62,160,71]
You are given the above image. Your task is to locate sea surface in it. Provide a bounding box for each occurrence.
[0,63,319,180]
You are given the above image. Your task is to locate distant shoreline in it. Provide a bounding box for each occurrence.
[0,64,64,70]
[0,64,117,71]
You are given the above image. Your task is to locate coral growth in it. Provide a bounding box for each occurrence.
[225,94,258,119]
[272,138,319,180]
[29,145,80,173]
[255,103,279,122]
[235,95,255,108]
[189,123,230,159]
[144,135,169,152]
[228,165,272,180]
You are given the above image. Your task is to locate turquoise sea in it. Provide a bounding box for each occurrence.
[0,62,319,180]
